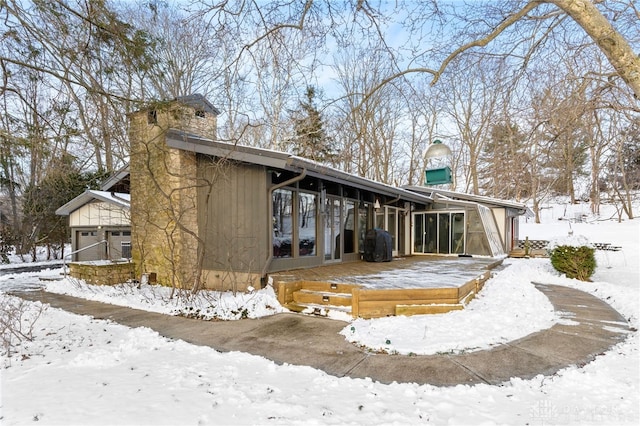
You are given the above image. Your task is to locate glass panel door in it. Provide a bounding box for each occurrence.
[438,213,450,254]
[413,213,424,253]
[358,206,369,254]
[451,212,465,254]
[387,207,398,255]
[344,200,356,254]
[324,197,342,261]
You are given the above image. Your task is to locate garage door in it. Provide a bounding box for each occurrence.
[75,231,105,261]
[107,230,131,259]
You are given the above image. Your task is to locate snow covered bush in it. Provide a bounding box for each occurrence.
[550,245,596,281]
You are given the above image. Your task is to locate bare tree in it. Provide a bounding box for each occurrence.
[331,43,411,185]
[439,56,504,194]
[358,0,640,100]
[606,115,638,220]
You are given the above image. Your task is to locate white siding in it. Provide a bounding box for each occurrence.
[491,207,506,245]
[69,200,130,227]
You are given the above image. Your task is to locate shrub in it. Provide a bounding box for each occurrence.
[1,295,47,357]
[550,245,596,281]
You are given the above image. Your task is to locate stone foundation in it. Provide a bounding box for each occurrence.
[68,261,135,286]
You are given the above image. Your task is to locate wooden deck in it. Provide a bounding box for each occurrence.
[272,256,502,318]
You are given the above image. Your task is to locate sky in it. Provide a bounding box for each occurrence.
[0,200,638,425]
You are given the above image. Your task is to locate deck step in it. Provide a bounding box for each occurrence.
[293,289,352,306]
[295,281,359,293]
[285,302,352,317]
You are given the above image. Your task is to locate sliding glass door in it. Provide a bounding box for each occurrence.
[413,212,465,255]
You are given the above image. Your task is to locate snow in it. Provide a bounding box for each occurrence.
[1,202,639,425]
[341,258,559,355]
[332,257,498,289]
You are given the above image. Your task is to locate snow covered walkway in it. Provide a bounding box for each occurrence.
[12,281,631,386]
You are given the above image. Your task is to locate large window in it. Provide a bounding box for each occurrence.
[298,192,317,256]
[273,188,317,258]
[324,197,342,261]
[344,200,356,254]
[358,206,369,254]
[273,189,293,257]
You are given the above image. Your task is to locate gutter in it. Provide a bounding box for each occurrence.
[261,166,308,285]
[110,192,131,205]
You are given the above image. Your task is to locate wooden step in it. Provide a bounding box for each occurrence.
[293,289,352,306]
[284,302,352,317]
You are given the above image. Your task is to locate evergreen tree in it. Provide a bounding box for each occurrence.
[619,120,640,191]
[291,86,336,163]
[21,154,107,259]
[481,122,531,200]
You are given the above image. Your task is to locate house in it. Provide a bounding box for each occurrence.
[58,95,529,292]
[126,96,530,292]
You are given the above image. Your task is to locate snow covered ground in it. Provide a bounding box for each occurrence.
[1,202,638,425]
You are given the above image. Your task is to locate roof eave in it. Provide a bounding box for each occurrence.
[56,190,130,216]
[404,186,529,213]
[166,130,433,205]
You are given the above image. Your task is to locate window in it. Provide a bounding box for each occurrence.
[358,205,369,253]
[273,188,317,259]
[273,189,293,257]
[121,242,132,259]
[344,200,356,254]
[147,109,157,124]
[298,192,316,256]
[195,109,205,118]
[413,212,465,255]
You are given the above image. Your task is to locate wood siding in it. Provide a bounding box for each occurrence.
[198,159,268,275]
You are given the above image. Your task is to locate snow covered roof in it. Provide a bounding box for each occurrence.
[55,190,130,216]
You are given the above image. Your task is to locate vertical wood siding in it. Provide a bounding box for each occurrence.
[198,159,268,274]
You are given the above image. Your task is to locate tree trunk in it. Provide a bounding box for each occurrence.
[551,0,640,99]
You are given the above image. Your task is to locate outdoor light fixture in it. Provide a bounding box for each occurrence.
[374,199,381,210]
[424,139,452,159]
[424,139,453,186]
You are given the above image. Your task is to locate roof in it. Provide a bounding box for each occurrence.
[175,94,221,116]
[55,190,130,216]
[403,186,533,216]
[100,164,130,191]
[165,129,434,205]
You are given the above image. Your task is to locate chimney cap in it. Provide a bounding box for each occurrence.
[175,94,221,116]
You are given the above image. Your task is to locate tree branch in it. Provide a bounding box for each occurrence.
[431,1,543,86]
